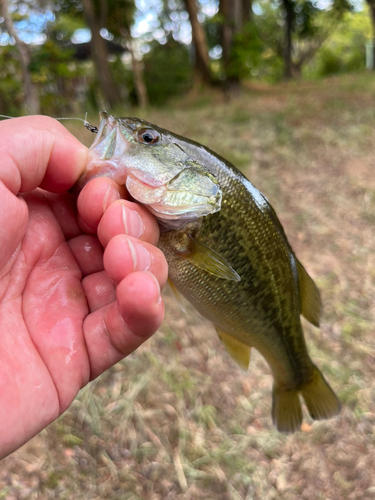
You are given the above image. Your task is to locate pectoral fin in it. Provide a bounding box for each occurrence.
[167,279,187,313]
[296,259,322,327]
[215,327,251,371]
[181,236,241,282]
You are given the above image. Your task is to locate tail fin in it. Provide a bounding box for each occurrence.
[272,386,303,433]
[272,366,341,433]
[301,366,341,420]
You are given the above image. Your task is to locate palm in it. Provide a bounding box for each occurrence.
[1,191,91,447]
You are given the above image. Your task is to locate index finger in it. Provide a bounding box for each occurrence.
[0,115,88,194]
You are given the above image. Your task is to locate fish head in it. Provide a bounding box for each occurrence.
[74,111,222,229]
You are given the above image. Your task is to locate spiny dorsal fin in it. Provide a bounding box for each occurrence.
[296,259,322,327]
[181,235,241,282]
[215,327,251,371]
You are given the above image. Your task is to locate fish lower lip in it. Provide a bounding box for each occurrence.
[69,159,121,192]
[126,175,167,204]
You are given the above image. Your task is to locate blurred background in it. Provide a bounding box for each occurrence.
[0,0,373,113]
[1,1,375,499]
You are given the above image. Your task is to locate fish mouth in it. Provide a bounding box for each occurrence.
[72,111,147,192]
[90,111,139,161]
[90,111,122,158]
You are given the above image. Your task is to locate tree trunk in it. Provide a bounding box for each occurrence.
[242,0,252,23]
[1,0,40,114]
[219,0,242,94]
[368,0,375,70]
[129,46,149,107]
[282,0,294,80]
[82,0,120,109]
[184,0,212,85]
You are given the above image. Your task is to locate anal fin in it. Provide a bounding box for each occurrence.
[215,327,251,372]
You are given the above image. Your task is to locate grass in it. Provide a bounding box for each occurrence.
[2,72,375,499]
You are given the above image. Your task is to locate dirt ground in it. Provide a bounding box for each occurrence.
[1,73,375,499]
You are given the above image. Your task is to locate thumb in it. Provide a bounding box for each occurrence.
[0,115,88,195]
[0,115,88,275]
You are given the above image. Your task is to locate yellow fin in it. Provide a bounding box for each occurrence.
[215,327,251,371]
[301,366,341,420]
[182,236,241,282]
[167,279,187,313]
[296,259,322,327]
[272,386,303,433]
[272,366,341,433]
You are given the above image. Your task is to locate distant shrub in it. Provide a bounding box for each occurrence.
[305,9,371,79]
[0,45,23,115]
[316,46,365,77]
[143,39,193,106]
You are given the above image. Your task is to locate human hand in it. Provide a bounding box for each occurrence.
[0,116,168,458]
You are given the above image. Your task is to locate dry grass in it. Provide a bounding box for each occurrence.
[1,73,375,499]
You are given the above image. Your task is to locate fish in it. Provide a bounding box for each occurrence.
[73,111,341,433]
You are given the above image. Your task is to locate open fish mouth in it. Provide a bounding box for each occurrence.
[73,111,223,230]
[90,111,131,162]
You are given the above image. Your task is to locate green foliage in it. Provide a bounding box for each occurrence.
[285,0,322,39]
[0,0,372,115]
[316,47,363,76]
[107,1,135,37]
[306,9,372,78]
[53,0,135,41]
[227,22,266,80]
[250,0,292,80]
[0,45,23,115]
[252,0,354,80]
[81,55,133,111]
[30,39,88,114]
[111,56,134,105]
[204,11,284,82]
[204,12,221,51]
[50,12,86,42]
[143,39,193,105]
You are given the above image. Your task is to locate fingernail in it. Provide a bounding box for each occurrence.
[144,271,162,305]
[122,204,144,238]
[103,184,121,212]
[127,238,151,272]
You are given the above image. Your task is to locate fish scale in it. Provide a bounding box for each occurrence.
[73,111,341,432]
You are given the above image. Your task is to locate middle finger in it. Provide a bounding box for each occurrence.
[98,199,160,248]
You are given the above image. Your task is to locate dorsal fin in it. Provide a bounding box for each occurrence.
[296,260,322,327]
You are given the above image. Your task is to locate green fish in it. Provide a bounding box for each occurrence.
[74,111,341,432]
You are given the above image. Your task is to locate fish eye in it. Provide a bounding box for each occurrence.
[138,128,160,144]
